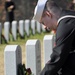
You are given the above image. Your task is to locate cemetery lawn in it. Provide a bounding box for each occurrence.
[0,32,51,75]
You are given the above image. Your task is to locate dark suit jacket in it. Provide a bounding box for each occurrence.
[5,1,15,23]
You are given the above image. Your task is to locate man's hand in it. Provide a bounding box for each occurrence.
[10,5,14,9]
[8,5,14,12]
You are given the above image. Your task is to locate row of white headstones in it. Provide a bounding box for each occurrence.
[4,34,55,75]
[0,20,46,44]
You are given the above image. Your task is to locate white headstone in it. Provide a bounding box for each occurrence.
[25,20,30,36]
[19,20,24,38]
[4,22,10,42]
[26,39,41,75]
[43,35,54,65]
[12,21,17,40]
[36,21,41,33]
[31,20,36,35]
[4,45,22,75]
[41,24,46,32]
[0,23,2,44]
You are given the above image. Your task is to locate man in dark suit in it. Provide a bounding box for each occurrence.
[5,0,15,28]
[33,0,75,75]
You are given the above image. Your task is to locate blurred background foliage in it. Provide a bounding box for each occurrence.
[0,0,73,22]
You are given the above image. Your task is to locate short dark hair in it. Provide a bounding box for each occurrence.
[46,0,61,14]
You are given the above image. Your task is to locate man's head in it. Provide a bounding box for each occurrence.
[33,0,62,30]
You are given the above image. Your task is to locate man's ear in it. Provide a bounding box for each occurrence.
[45,11,52,18]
